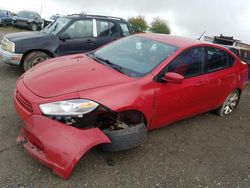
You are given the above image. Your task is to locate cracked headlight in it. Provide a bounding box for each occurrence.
[39,99,99,116]
[1,37,15,52]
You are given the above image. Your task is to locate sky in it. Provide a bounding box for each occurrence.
[1,0,250,43]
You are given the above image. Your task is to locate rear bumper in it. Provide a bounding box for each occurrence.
[17,115,111,179]
[0,46,23,66]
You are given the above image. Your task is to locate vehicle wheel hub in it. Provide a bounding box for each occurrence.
[223,92,239,115]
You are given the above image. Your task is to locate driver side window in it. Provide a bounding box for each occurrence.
[167,47,205,78]
[64,20,93,39]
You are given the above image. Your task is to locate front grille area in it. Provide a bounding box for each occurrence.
[16,91,33,113]
[16,21,27,26]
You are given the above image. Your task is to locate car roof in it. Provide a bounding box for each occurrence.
[64,14,126,22]
[18,10,39,14]
[136,33,210,48]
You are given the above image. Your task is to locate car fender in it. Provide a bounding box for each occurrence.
[17,115,111,179]
[78,77,155,128]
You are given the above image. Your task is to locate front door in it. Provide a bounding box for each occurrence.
[152,47,210,128]
[58,19,96,55]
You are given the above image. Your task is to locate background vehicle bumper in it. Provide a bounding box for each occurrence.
[0,46,23,66]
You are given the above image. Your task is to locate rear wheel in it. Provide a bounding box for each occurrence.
[22,52,49,72]
[217,90,240,117]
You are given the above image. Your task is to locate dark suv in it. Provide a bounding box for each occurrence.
[0,14,133,71]
[12,10,43,31]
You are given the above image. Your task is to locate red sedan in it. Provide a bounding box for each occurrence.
[14,34,249,179]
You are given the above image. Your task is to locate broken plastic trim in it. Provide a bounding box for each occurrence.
[17,115,111,179]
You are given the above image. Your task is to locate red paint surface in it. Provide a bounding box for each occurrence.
[17,115,110,179]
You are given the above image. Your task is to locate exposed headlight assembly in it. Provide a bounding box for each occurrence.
[1,37,15,52]
[39,99,99,116]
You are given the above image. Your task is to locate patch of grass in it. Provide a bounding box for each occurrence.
[0,26,27,32]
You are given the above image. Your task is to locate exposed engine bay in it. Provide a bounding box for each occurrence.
[46,106,145,131]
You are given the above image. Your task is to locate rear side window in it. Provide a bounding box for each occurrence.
[206,47,228,72]
[167,47,205,78]
[119,23,131,36]
[110,22,118,36]
[229,55,235,66]
[96,21,118,37]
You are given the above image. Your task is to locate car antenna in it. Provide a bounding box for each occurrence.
[198,31,206,40]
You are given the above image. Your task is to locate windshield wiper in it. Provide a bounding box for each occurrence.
[88,52,126,74]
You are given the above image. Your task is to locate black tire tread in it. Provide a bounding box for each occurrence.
[99,123,147,152]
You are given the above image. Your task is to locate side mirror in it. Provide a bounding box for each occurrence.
[59,33,70,41]
[162,72,184,84]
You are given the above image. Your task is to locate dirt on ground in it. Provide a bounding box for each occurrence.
[0,27,249,188]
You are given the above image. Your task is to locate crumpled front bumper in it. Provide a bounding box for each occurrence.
[17,115,111,179]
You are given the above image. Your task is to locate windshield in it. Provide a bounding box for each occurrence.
[41,17,70,35]
[93,36,177,77]
[17,11,34,18]
[0,10,6,17]
[50,15,60,20]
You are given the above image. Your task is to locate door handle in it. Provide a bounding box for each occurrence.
[195,81,206,87]
[227,73,234,78]
[87,39,94,45]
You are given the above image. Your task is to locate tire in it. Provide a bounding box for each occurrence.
[98,123,147,152]
[217,89,240,117]
[31,23,38,31]
[22,52,49,72]
[1,20,6,27]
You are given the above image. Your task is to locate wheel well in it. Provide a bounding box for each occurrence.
[20,50,54,66]
[117,110,147,128]
[236,88,241,95]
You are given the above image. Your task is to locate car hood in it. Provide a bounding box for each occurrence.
[5,31,51,43]
[14,16,30,21]
[22,54,133,98]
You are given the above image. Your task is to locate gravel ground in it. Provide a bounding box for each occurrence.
[0,28,250,188]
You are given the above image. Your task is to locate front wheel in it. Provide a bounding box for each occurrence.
[217,90,240,117]
[31,23,38,31]
[98,123,147,152]
[2,20,6,26]
[22,52,49,72]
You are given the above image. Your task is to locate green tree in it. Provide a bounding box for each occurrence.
[149,17,171,34]
[128,15,148,33]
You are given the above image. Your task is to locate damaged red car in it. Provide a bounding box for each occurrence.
[14,33,249,179]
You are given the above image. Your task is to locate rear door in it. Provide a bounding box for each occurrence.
[58,19,96,55]
[93,19,120,49]
[203,46,236,108]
